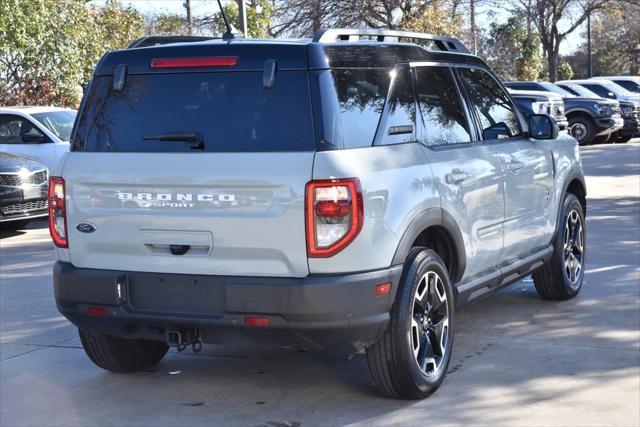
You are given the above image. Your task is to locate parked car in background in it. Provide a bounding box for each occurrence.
[0,107,77,173]
[0,152,48,229]
[504,81,623,145]
[590,76,640,93]
[507,89,568,131]
[557,79,640,108]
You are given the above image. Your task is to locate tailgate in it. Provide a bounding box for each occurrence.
[63,152,313,277]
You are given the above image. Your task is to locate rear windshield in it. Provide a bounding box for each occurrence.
[73,71,315,152]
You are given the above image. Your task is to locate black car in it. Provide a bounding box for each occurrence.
[507,89,568,131]
[504,81,624,145]
[0,152,49,229]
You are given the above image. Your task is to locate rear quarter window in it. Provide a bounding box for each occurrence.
[73,71,315,152]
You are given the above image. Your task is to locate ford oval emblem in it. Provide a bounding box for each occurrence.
[76,222,96,233]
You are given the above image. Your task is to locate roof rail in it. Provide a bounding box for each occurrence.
[127,35,217,49]
[312,28,469,54]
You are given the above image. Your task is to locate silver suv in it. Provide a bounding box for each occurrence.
[51,29,586,399]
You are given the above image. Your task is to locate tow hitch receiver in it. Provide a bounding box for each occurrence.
[165,328,202,352]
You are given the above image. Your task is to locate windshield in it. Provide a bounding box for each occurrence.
[600,80,634,96]
[562,83,601,98]
[539,82,575,97]
[31,110,76,141]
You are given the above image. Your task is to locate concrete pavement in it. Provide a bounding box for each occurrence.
[1,142,639,426]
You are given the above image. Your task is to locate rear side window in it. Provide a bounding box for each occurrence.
[331,69,391,148]
[73,72,315,152]
[414,67,471,146]
[375,66,417,145]
[458,68,522,139]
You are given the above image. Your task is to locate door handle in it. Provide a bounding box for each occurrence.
[445,169,470,185]
[506,160,525,172]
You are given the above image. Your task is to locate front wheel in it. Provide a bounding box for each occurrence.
[568,118,595,146]
[366,248,454,399]
[533,193,586,300]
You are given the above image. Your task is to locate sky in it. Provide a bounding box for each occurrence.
[90,0,585,55]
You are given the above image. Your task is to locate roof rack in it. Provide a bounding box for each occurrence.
[312,28,469,54]
[127,36,217,49]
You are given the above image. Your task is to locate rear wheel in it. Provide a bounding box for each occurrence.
[568,118,595,145]
[79,329,168,373]
[533,193,585,300]
[366,248,454,399]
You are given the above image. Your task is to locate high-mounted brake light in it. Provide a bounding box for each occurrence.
[48,176,68,248]
[306,178,363,258]
[150,56,238,69]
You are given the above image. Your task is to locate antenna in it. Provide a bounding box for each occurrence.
[216,0,235,41]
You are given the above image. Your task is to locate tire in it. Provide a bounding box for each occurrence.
[614,135,632,143]
[79,329,169,373]
[0,219,30,230]
[568,118,595,145]
[366,248,454,399]
[592,135,611,144]
[533,193,586,300]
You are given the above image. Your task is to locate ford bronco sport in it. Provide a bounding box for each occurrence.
[51,29,587,399]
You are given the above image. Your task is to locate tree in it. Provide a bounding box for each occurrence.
[586,2,640,75]
[0,0,144,107]
[527,0,608,81]
[482,16,544,81]
[557,59,575,79]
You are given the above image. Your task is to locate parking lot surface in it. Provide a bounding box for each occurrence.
[1,142,639,427]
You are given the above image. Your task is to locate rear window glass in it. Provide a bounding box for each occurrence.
[73,72,315,152]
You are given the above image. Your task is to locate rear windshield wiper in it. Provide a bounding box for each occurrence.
[143,132,204,150]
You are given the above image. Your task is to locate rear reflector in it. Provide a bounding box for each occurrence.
[244,316,270,327]
[150,56,238,69]
[375,283,392,296]
[87,306,108,317]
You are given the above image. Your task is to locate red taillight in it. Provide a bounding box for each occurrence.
[244,316,270,327]
[150,56,238,69]
[48,176,68,248]
[305,178,363,258]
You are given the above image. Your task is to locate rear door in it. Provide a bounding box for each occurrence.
[64,68,315,278]
[457,67,554,262]
[413,64,505,281]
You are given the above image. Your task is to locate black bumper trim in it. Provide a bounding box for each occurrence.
[54,262,403,353]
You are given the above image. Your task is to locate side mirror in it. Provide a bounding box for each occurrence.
[528,114,559,140]
[482,122,512,140]
[608,92,616,99]
[22,131,47,143]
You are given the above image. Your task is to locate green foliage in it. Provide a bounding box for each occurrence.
[211,0,273,38]
[0,0,144,108]
[557,60,574,80]
[482,16,544,81]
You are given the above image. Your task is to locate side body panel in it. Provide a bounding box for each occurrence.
[492,138,556,261]
[421,144,505,281]
[310,143,440,274]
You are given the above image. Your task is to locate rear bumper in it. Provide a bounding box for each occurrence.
[53,261,403,354]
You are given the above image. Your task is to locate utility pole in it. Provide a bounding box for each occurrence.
[470,0,477,55]
[237,0,248,37]
[184,0,192,35]
[587,11,592,77]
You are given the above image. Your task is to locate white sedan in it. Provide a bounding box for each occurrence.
[0,106,77,173]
